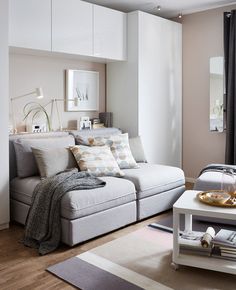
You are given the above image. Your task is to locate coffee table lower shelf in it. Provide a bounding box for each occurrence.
[173,253,236,275]
[172,190,236,275]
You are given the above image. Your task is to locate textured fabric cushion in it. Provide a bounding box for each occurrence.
[123,163,185,199]
[194,171,229,191]
[79,133,139,169]
[129,136,147,163]
[70,145,124,177]
[32,147,78,178]
[11,176,40,205]
[61,177,135,219]
[13,135,75,178]
[72,128,121,145]
[10,176,136,219]
[9,132,69,181]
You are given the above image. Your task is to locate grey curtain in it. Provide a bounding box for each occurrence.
[225,10,236,164]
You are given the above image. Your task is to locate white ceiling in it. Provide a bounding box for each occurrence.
[85,0,236,18]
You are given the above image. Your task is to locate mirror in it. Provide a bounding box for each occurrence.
[209,56,224,132]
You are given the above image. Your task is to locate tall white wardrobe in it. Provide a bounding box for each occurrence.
[107,11,182,167]
[0,0,9,230]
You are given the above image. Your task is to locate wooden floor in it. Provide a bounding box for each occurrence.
[0,183,193,290]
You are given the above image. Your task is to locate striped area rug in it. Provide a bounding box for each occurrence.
[47,227,236,290]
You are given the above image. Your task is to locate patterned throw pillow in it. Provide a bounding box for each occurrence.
[70,145,124,177]
[84,133,139,169]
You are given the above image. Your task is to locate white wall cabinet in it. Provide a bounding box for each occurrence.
[9,0,126,61]
[93,5,127,60]
[107,11,182,167]
[52,0,93,56]
[9,0,51,51]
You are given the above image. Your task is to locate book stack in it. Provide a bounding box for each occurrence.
[212,229,236,261]
[179,231,212,256]
[92,118,105,129]
[93,123,105,129]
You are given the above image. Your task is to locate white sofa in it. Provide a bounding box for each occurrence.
[10,129,185,246]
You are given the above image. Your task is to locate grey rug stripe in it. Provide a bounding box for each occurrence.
[47,257,144,290]
[149,214,236,233]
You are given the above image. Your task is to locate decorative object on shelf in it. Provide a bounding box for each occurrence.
[92,118,100,124]
[11,87,44,133]
[79,116,92,130]
[99,112,113,127]
[91,117,105,129]
[197,191,236,207]
[27,123,47,133]
[201,227,215,248]
[93,123,105,129]
[179,230,212,256]
[221,168,236,195]
[47,97,78,131]
[24,96,81,132]
[211,229,236,261]
[66,70,99,112]
[23,102,52,132]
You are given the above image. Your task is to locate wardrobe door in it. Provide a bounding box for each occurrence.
[93,5,127,60]
[52,0,93,56]
[9,0,51,50]
[138,12,182,166]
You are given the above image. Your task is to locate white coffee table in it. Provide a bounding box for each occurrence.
[172,190,236,274]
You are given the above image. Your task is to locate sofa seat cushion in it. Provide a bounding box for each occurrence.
[122,163,185,199]
[61,177,135,219]
[10,176,136,219]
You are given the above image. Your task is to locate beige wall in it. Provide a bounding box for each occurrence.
[9,53,106,132]
[180,5,236,179]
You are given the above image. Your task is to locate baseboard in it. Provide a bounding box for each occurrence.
[185,177,196,183]
[0,223,9,230]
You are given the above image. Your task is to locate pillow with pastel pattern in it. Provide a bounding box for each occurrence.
[83,133,139,169]
[70,145,124,177]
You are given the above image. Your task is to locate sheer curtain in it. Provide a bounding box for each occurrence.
[224,10,236,164]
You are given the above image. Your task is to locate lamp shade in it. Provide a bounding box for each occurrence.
[11,87,44,101]
[35,87,44,99]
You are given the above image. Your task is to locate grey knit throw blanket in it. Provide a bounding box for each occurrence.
[23,169,106,255]
[198,164,236,177]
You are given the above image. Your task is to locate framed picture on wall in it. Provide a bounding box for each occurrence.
[66,69,99,111]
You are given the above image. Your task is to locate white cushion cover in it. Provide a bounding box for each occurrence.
[10,176,136,219]
[13,135,75,178]
[123,163,185,199]
[32,147,77,178]
[194,171,231,191]
[129,136,147,163]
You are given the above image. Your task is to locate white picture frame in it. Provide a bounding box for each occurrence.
[66,70,99,111]
[80,120,92,130]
